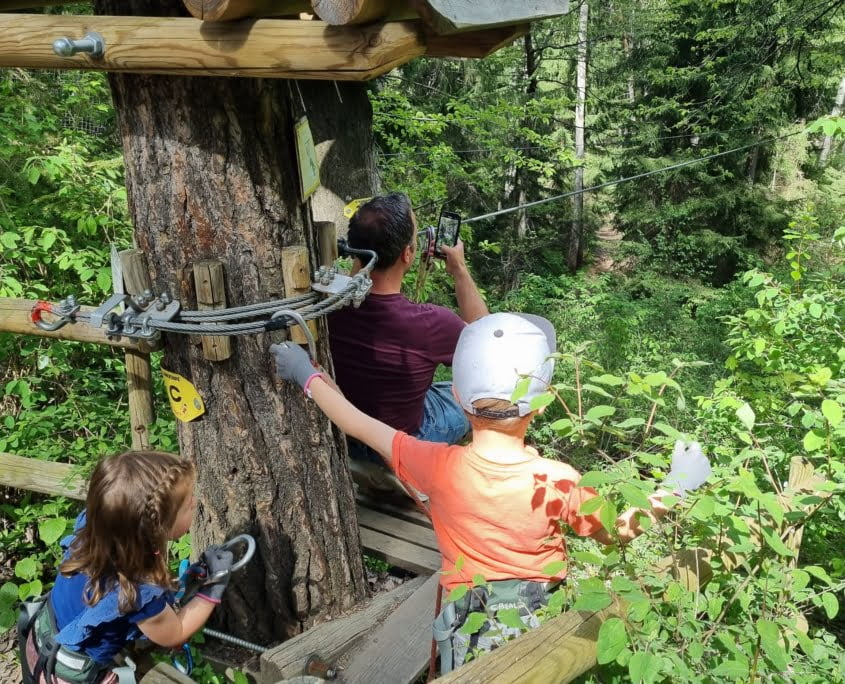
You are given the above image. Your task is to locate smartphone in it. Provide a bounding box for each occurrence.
[435,211,461,257]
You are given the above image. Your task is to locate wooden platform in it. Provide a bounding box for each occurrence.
[0,451,439,575]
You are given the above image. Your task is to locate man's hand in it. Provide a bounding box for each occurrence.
[270,342,315,389]
[665,441,711,497]
[440,240,469,278]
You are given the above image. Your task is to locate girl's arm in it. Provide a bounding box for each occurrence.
[136,598,215,648]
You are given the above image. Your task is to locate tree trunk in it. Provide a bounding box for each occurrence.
[568,0,588,272]
[94,0,370,643]
[820,76,845,166]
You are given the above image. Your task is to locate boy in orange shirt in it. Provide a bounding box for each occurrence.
[270,312,710,673]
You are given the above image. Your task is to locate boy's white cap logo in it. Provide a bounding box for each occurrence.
[453,312,557,417]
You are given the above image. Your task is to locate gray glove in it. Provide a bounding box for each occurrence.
[665,440,711,497]
[270,342,316,389]
[196,545,234,604]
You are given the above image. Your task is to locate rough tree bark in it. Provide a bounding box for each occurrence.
[93,0,371,643]
[568,0,588,272]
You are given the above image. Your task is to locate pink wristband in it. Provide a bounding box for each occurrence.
[195,593,221,605]
[303,372,324,398]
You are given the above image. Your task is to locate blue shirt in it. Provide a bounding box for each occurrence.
[51,512,171,663]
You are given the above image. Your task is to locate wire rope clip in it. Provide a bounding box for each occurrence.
[30,296,79,332]
[52,32,105,58]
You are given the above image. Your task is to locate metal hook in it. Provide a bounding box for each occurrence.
[270,309,316,360]
[52,32,105,58]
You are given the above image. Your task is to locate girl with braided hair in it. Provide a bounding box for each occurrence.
[19,450,234,684]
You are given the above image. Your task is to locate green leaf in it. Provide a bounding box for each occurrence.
[736,403,755,431]
[652,422,683,439]
[821,592,839,619]
[458,612,487,636]
[27,166,40,184]
[761,529,794,557]
[803,430,826,452]
[496,607,526,631]
[585,405,616,423]
[804,565,832,585]
[618,483,651,509]
[809,302,823,318]
[578,496,605,515]
[542,560,566,576]
[0,582,18,608]
[511,377,531,402]
[614,417,645,429]
[549,418,573,432]
[761,637,789,671]
[821,399,842,427]
[628,651,661,684]
[756,619,779,642]
[597,617,627,664]
[573,588,612,612]
[38,518,67,546]
[232,671,249,684]
[14,557,37,580]
[599,498,618,535]
[578,471,613,488]
[571,551,604,566]
[591,374,625,386]
[454,555,465,572]
[711,660,749,678]
[446,585,467,603]
[471,574,487,587]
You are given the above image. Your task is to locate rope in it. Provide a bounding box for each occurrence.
[463,131,801,224]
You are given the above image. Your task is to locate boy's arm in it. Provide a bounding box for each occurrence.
[591,491,671,545]
[270,342,395,463]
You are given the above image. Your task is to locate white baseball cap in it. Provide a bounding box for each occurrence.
[453,313,557,417]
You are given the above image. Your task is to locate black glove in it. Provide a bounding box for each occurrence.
[196,545,234,604]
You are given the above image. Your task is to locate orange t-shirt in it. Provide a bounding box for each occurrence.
[392,432,604,590]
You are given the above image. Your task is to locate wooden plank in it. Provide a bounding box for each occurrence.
[355,490,433,528]
[340,571,440,684]
[0,14,425,80]
[281,245,319,346]
[357,505,438,552]
[0,297,159,351]
[359,526,440,575]
[315,221,338,267]
[419,0,569,34]
[424,24,529,59]
[0,452,87,500]
[120,248,155,450]
[139,663,195,684]
[192,260,233,361]
[259,575,427,683]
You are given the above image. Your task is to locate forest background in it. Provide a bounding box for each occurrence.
[1,1,845,682]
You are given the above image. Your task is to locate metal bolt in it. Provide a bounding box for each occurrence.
[52,32,105,58]
[305,654,337,680]
[160,292,172,305]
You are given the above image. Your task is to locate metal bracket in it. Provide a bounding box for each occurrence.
[311,271,355,296]
[89,293,129,329]
[134,296,181,340]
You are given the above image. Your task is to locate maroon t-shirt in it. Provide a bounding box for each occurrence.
[328,293,465,433]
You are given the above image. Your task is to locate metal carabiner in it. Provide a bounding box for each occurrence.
[171,643,193,676]
[269,309,316,360]
[30,301,71,332]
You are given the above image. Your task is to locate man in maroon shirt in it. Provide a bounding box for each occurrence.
[328,193,488,496]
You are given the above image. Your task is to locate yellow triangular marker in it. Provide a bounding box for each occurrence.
[343,197,371,219]
[161,369,205,423]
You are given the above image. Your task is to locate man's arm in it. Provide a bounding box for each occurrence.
[441,241,488,323]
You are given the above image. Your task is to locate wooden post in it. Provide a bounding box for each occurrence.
[181,0,309,22]
[119,249,155,450]
[192,260,233,362]
[281,245,319,346]
[315,221,338,267]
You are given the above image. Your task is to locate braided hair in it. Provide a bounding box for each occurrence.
[60,450,196,614]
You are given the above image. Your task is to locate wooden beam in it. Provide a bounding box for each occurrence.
[138,663,195,684]
[0,452,87,500]
[259,575,427,683]
[315,221,338,267]
[417,0,569,34]
[182,0,309,22]
[0,297,159,352]
[120,249,155,450]
[311,0,389,25]
[0,14,425,80]
[281,245,319,346]
[192,259,233,361]
[424,24,529,59]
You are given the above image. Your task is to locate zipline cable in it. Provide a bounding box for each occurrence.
[463,131,801,224]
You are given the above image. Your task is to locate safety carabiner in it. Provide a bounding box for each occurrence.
[30,300,72,332]
[269,309,316,360]
[171,643,193,676]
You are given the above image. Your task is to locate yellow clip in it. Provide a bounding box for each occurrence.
[161,369,205,423]
[343,197,371,219]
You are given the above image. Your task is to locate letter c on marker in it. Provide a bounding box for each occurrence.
[169,385,182,403]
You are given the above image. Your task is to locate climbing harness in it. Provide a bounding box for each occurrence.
[30,244,377,346]
[18,595,137,684]
[433,579,557,675]
[171,534,257,676]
